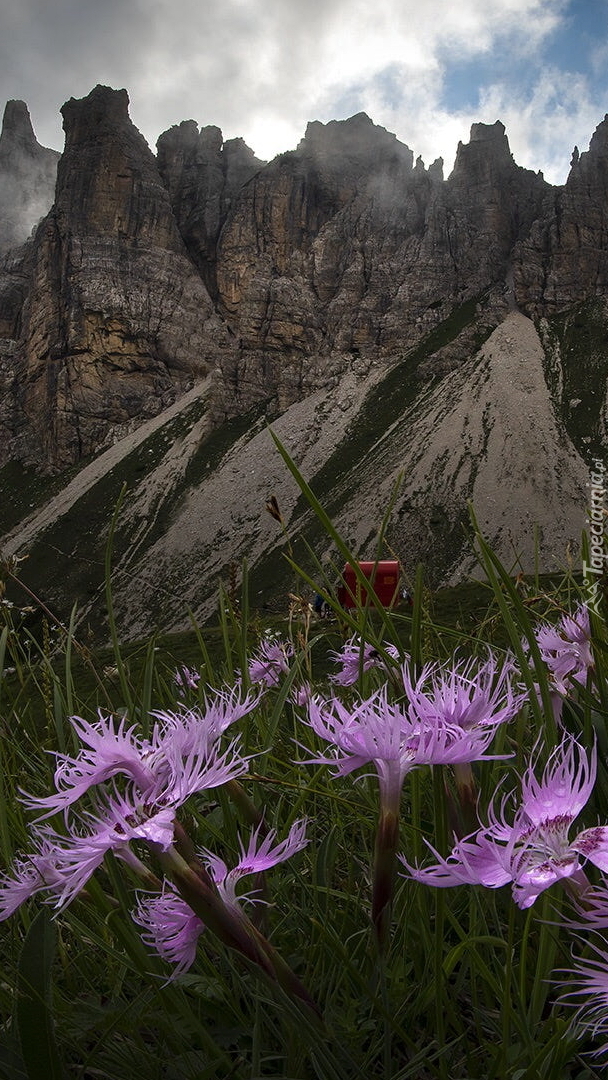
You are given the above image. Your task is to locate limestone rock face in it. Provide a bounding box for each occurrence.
[0,100,59,255]
[1,87,608,475]
[156,120,264,297]
[2,86,233,468]
[440,121,548,294]
[211,114,549,415]
[515,115,608,312]
[215,113,417,347]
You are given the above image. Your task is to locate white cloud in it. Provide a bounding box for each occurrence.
[476,68,603,182]
[0,0,602,182]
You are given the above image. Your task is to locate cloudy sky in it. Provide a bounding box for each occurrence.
[1,0,607,184]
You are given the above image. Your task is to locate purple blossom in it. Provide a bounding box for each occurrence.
[401,652,526,733]
[174,666,201,693]
[0,834,66,919]
[291,682,312,708]
[0,786,177,916]
[133,820,308,976]
[402,830,514,891]
[23,711,156,818]
[534,603,594,694]
[566,880,608,930]
[401,737,608,909]
[3,689,260,917]
[134,884,206,978]
[556,938,608,1059]
[22,686,259,820]
[157,684,262,742]
[200,819,309,912]
[248,639,293,688]
[330,636,400,687]
[302,675,508,814]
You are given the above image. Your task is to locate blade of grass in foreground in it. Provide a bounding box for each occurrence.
[468,505,559,748]
[269,428,404,642]
[16,908,67,1080]
[104,483,134,716]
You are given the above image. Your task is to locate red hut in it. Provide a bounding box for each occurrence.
[337,560,401,609]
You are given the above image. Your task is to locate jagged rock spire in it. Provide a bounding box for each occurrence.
[0,100,39,157]
[0,99,59,255]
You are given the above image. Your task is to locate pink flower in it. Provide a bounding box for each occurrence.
[291,682,312,708]
[200,819,309,912]
[174,666,201,693]
[22,711,156,818]
[22,687,259,820]
[556,938,608,1059]
[330,636,400,687]
[248,639,293,687]
[0,834,66,918]
[302,674,508,814]
[4,690,259,917]
[402,737,608,909]
[401,652,525,733]
[133,820,308,976]
[566,880,608,929]
[0,786,177,915]
[134,884,206,978]
[534,604,594,694]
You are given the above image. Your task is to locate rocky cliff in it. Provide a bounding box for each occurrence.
[156,120,264,299]
[2,86,607,468]
[0,100,59,256]
[515,116,608,312]
[0,85,605,632]
[0,87,231,467]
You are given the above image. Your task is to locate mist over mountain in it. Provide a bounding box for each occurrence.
[0,85,604,636]
[0,100,59,255]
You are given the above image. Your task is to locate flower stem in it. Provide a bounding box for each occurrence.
[160,836,323,1024]
[452,762,479,837]
[225,778,266,830]
[372,808,399,952]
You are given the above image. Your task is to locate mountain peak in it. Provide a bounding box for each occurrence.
[0,100,41,158]
[451,119,514,180]
[60,85,133,149]
[0,99,60,255]
[469,119,507,144]
[298,112,414,169]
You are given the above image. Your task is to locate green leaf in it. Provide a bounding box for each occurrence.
[16,908,66,1080]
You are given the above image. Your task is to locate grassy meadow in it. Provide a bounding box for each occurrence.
[0,448,606,1080]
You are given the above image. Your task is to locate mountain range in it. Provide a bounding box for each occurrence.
[0,85,604,638]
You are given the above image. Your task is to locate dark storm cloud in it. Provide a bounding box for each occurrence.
[1,0,157,146]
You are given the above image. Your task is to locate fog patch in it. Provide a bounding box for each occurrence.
[0,100,59,256]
